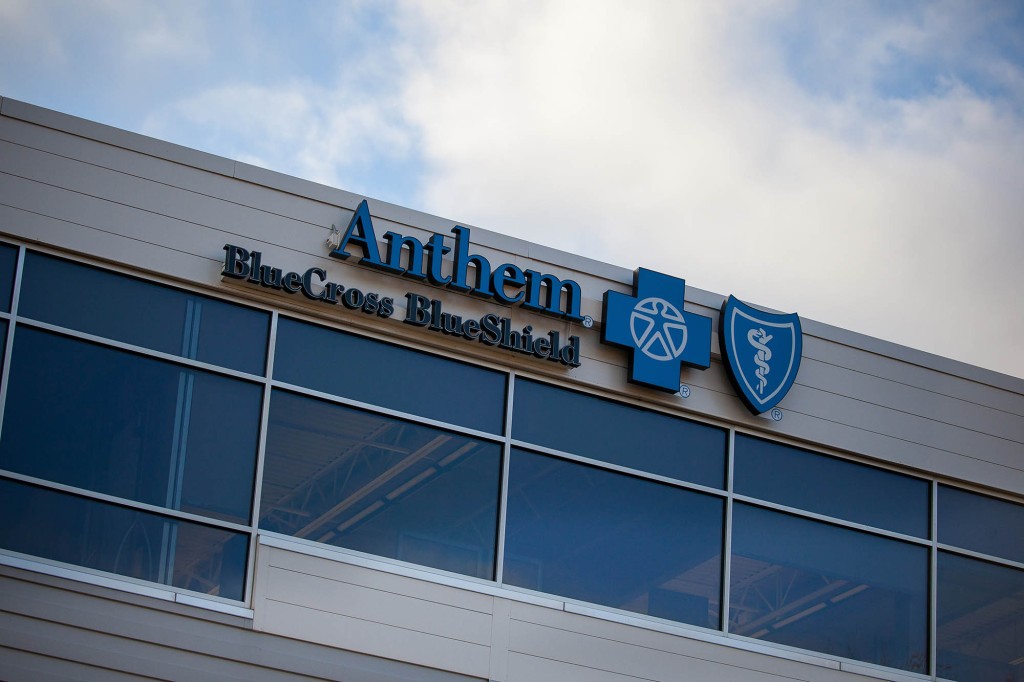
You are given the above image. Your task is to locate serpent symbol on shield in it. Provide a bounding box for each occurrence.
[719,296,802,415]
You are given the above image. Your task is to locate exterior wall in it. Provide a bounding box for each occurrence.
[0,562,474,681]
[252,538,891,682]
[1,96,1021,681]
[1,96,1019,497]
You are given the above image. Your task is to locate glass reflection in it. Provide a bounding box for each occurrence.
[274,317,506,434]
[512,379,727,488]
[937,552,1024,682]
[0,478,248,600]
[19,251,269,374]
[939,485,1024,563]
[0,319,7,376]
[0,241,17,313]
[730,504,928,673]
[734,434,929,536]
[0,327,262,523]
[259,390,502,579]
[503,449,724,628]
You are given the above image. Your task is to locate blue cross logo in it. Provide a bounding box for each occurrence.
[601,268,712,392]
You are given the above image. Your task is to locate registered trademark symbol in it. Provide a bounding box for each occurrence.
[771,408,783,422]
[582,315,594,329]
[679,384,691,398]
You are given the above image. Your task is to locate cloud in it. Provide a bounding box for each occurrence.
[142,79,414,194]
[139,1,422,200]
[396,0,1024,377]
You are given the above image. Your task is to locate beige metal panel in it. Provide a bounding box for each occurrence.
[0,140,325,251]
[233,160,374,218]
[803,334,1024,414]
[263,544,494,614]
[0,612,276,682]
[507,602,887,682]
[781,382,1021,470]
[0,205,218,289]
[0,647,155,682]
[507,652,649,682]
[1,566,477,681]
[796,356,1024,443]
[259,596,491,679]
[509,621,785,682]
[0,171,240,260]
[257,545,494,678]
[1,97,236,176]
[0,117,345,226]
[804,316,1022,395]
[265,566,492,645]
[489,598,513,682]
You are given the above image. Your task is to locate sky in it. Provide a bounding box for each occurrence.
[1,0,1023,380]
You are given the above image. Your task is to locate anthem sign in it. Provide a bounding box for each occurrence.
[220,198,803,413]
[329,200,584,322]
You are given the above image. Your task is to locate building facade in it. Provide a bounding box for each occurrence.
[0,97,1021,682]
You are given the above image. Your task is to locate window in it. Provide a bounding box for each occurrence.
[1,251,266,603]
[936,485,1024,681]
[259,390,502,580]
[19,251,269,375]
[512,379,727,488]
[0,241,17,312]
[503,449,724,628]
[0,327,262,523]
[734,434,929,537]
[274,317,506,434]
[0,478,248,600]
[937,552,1024,682]
[729,503,928,673]
[939,485,1024,563]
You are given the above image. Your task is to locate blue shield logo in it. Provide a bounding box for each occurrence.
[719,295,802,415]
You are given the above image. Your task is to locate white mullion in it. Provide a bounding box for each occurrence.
[721,428,735,634]
[0,469,252,533]
[0,243,26,445]
[244,310,277,606]
[494,371,515,585]
[929,480,939,680]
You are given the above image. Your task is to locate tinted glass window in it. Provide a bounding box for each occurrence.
[729,504,928,673]
[19,252,269,374]
[0,478,248,600]
[259,390,502,579]
[0,319,7,375]
[274,317,506,433]
[734,435,929,536]
[939,485,1024,563]
[937,552,1024,682]
[512,379,726,488]
[0,242,17,312]
[503,449,724,628]
[0,327,262,523]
